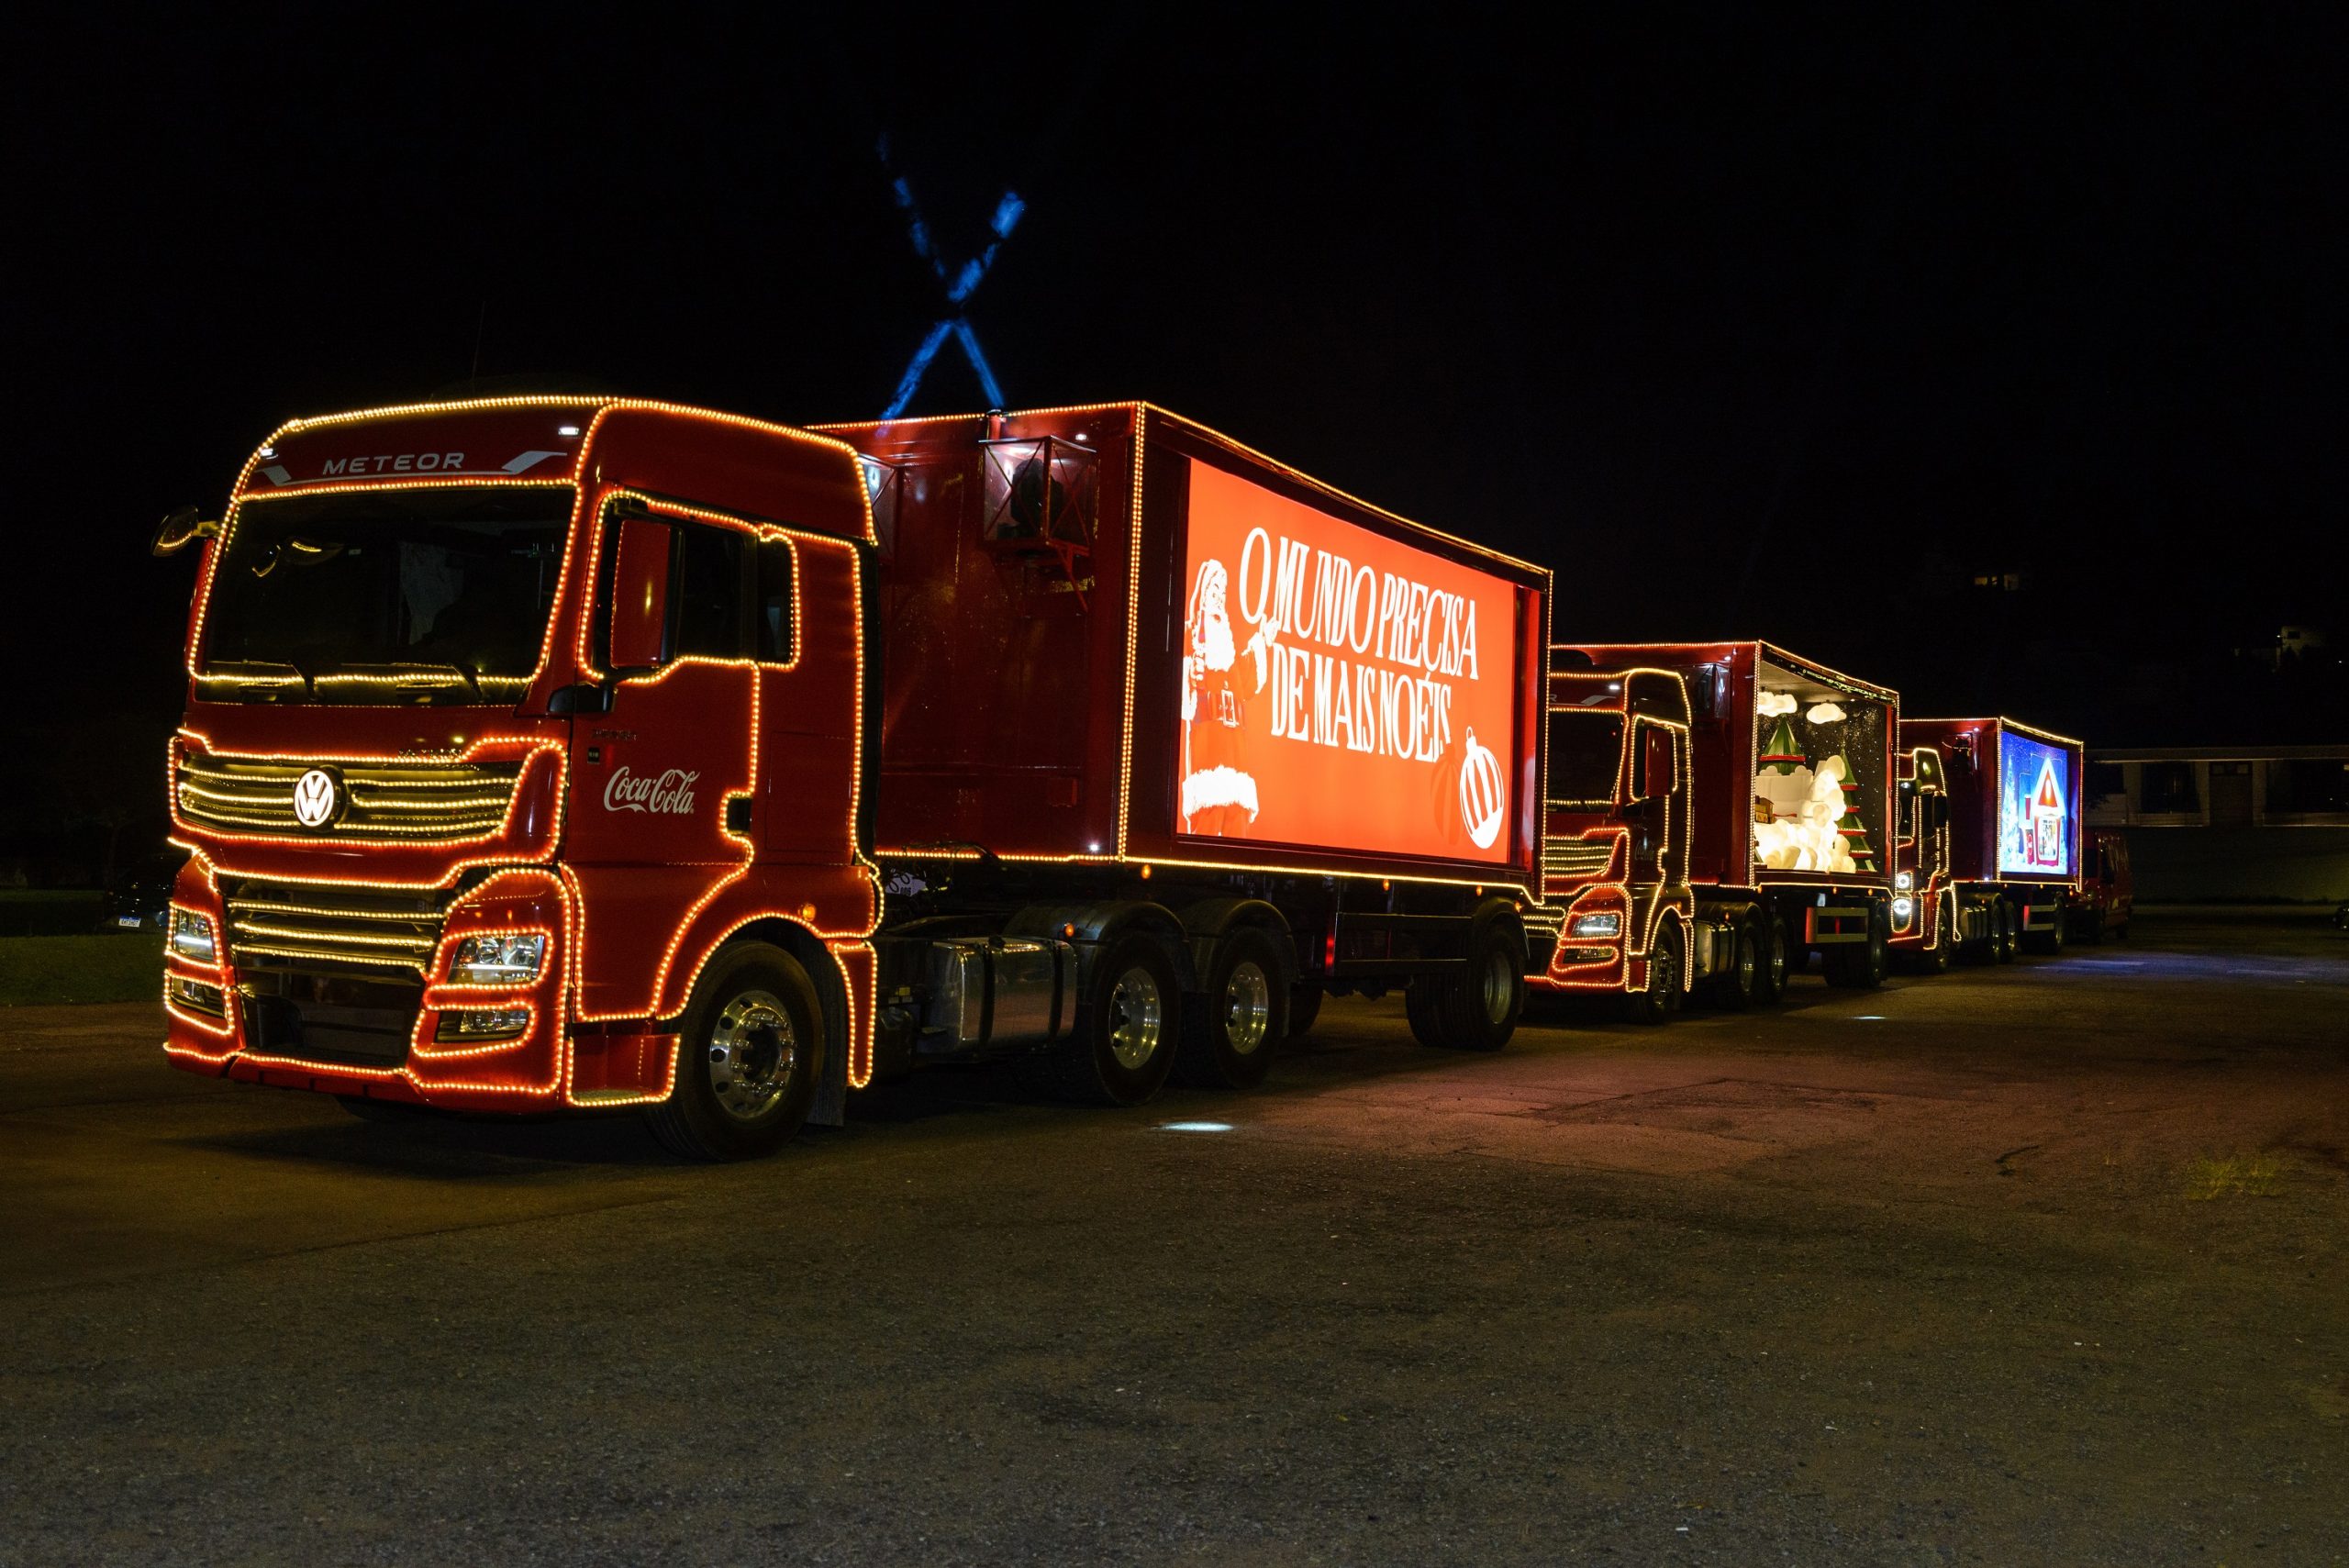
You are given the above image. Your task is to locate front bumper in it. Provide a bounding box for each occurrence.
[161,866,668,1112]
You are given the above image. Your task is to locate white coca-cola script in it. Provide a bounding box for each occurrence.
[603,766,700,815]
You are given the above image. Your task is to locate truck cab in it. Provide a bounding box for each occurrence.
[159,397,884,1157]
[1529,660,1785,1018]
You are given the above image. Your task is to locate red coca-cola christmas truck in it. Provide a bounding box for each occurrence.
[1892,717,2083,967]
[154,397,1549,1157]
[1532,641,1901,1008]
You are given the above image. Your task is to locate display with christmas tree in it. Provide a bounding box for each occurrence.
[1837,783,1876,871]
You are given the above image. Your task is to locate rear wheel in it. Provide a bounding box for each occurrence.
[1825,903,1889,990]
[2023,906,2066,957]
[1036,932,1182,1106]
[1287,980,1324,1039]
[1756,906,1785,1004]
[1177,928,1286,1089]
[645,944,821,1162]
[1710,917,1760,1009]
[1435,913,1526,1051]
[1404,975,1447,1047]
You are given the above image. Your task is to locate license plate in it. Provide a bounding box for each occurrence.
[118,916,146,929]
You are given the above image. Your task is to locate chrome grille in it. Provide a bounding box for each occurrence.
[176,756,522,840]
[223,881,455,978]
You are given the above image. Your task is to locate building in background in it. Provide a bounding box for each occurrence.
[2087,744,2349,901]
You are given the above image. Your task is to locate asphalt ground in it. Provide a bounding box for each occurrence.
[2,914,2343,1567]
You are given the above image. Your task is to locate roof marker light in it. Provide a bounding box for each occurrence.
[558,425,582,437]
[1159,1121,1233,1134]
[257,446,275,459]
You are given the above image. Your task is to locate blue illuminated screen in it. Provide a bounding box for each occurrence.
[1997,733,2073,877]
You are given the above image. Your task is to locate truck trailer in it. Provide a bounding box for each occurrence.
[1531,641,1901,1010]
[1893,717,2084,967]
[154,397,1549,1158]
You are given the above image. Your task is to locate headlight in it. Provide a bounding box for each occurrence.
[451,932,546,984]
[1568,912,1622,939]
[1892,896,1916,921]
[170,909,216,962]
[1895,871,1914,891]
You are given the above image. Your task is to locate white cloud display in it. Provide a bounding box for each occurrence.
[1757,690,1798,717]
[1806,702,1846,724]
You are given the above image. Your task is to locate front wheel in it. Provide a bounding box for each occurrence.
[1917,896,1954,974]
[1177,928,1286,1089]
[1626,919,1685,1025]
[645,943,821,1162]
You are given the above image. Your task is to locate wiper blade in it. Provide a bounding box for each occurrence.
[328,662,484,701]
[206,659,312,696]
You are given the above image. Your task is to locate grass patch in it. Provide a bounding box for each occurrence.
[2183,1151,2286,1200]
[0,935,165,1006]
[0,890,107,937]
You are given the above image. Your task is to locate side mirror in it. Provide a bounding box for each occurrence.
[607,517,674,673]
[151,506,221,557]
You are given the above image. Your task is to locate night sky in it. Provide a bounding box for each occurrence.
[8,6,2343,872]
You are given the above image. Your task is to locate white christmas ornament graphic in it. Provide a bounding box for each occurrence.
[1457,728,1507,851]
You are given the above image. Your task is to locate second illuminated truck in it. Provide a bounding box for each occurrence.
[156,398,1549,1158]
[1528,641,1901,1016]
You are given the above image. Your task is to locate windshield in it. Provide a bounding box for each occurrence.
[197,485,572,704]
[1546,709,1626,803]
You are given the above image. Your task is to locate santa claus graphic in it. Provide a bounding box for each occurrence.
[1180,558,1264,835]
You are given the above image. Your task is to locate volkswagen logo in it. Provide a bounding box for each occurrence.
[291,767,344,829]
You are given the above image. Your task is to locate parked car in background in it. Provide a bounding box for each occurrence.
[100,851,185,934]
[2068,828,2132,941]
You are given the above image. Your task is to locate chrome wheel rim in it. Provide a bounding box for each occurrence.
[1223,960,1272,1056]
[706,989,797,1123]
[1107,967,1164,1071]
[1481,948,1515,1026]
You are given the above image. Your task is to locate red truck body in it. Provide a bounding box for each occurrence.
[159,397,1548,1152]
[1894,717,2084,962]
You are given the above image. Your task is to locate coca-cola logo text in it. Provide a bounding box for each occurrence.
[603,766,700,815]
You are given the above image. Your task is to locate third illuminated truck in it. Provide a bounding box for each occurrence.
[1891,717,2084,968]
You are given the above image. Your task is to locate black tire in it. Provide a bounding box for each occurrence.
[645,943,822,1162]
[1825,903,1888,990]
[1176,928,1286,1090]
[1031,931,1180,1106]
[1404,976,1447,1047]
[1433,911,1527,1051]
[1626,919,1685,1025]
[2023,905,2066,957]
[1287,980,1324,1039]
[1711,915,1761,1009]
[1994,900,2019,964]
[1752,910,1790,1004]
[1917,897,1954,974]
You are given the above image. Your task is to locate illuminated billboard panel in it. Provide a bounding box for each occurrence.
[1998,732,2074,877]
[1176,458,1519,865]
